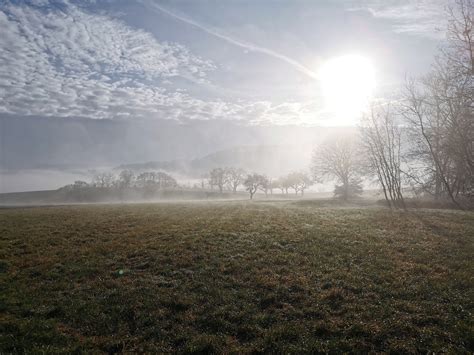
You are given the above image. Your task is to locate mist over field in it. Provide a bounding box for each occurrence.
[0,0,472,353]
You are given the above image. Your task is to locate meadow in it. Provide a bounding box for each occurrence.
[1,200,473,353]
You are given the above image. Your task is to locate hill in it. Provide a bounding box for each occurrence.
[116,145,313,177]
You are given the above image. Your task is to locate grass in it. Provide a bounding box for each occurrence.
[0,200,473,353]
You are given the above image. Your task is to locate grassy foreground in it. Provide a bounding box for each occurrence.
[0,201,473,353]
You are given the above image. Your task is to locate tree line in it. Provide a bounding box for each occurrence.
[61,170,178,192]
[206,167,314,199]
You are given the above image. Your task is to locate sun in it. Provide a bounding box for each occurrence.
[318,54,375,126]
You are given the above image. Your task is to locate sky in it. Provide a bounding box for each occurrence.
[0,0,452,191]
[0,0,449,125]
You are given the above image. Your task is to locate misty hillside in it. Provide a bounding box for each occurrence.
[116,145,312,177]
[0,114,355,169]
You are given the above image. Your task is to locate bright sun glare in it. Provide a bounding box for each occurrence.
[318,54,375,126]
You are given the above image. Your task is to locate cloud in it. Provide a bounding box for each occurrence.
[140,0,318,80]
[0,1,215,119]
[349,0,447,38]
[0,1,327,125]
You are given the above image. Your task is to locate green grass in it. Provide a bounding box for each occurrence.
[1,200,473,353]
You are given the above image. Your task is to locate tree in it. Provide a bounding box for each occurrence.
[281,176,291,195]
[155,172,178,189]
[73,180,89,189]
[226,167,246,193]
[258,175,271,196]
[361,104,406,209]
[311,137,362,200]
[244,173,266,199]
[286,173,300,195]
[270,179,280,195]
[92,172,115,188]
[209,168,227,193]
[401,0,473,208]
[119,170,135,189]
[285,172,313,196]
[274,178,286,194]
[136,171,177,189]
[136,172,155,188]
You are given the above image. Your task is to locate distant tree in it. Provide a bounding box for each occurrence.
[60,180,89,191]
[119,170,135,189]
[155,172,178,189]
[136,171,177,189]
[311,137,363,200]
[258,175,271,197]
[274,178,286,194]
[284,172,313,196]
[226,167,246,193]
[209,168,227,193]
[296,172,312,196]
[269,178,280,195]
[286,173,300,195]
[244,173,266,199]
[93,172,115,188]
[281,176,291,195]
[136,172,155,188]
[73,180,89,189]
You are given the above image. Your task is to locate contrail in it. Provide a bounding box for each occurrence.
[141,0,318,80]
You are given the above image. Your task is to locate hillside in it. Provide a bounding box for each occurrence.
[116,145,313,177]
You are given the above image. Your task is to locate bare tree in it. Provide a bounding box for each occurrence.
[93,172,115,188]
[296,172,312,196]
[361,104,406,209]
[226,167,246,193]
[244,173,266,199]
[401,0,473,208]
[286,172,300,195]
[136,171,177,189]
[209,168,227,193]
[155,172,178,189]
[258,175,271,197]
[119,170,135,189]
[274,178,286,194]
[286,172,312,196]
[311,137,363,200]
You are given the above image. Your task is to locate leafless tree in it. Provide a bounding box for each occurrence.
[361,104,406,209]
[226,167,246,193]
[258,175,271,196]
[244,173,266,199]
[119,170,135,189]
[93,172,115,188]
[209,168,227,193]
[401,0,473,208]
[136,172,177,189]
[286,172,312,196]
[311,137,363,200]
[274,178,286,194]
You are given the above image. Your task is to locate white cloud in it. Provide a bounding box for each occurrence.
[0,1,216,119]
[0,1,326,125]
[356,0,448,38]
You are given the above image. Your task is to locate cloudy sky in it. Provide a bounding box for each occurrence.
[0,0,449,125]
[0,0,452,191]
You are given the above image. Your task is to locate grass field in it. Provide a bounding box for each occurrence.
[1,200,473,353]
